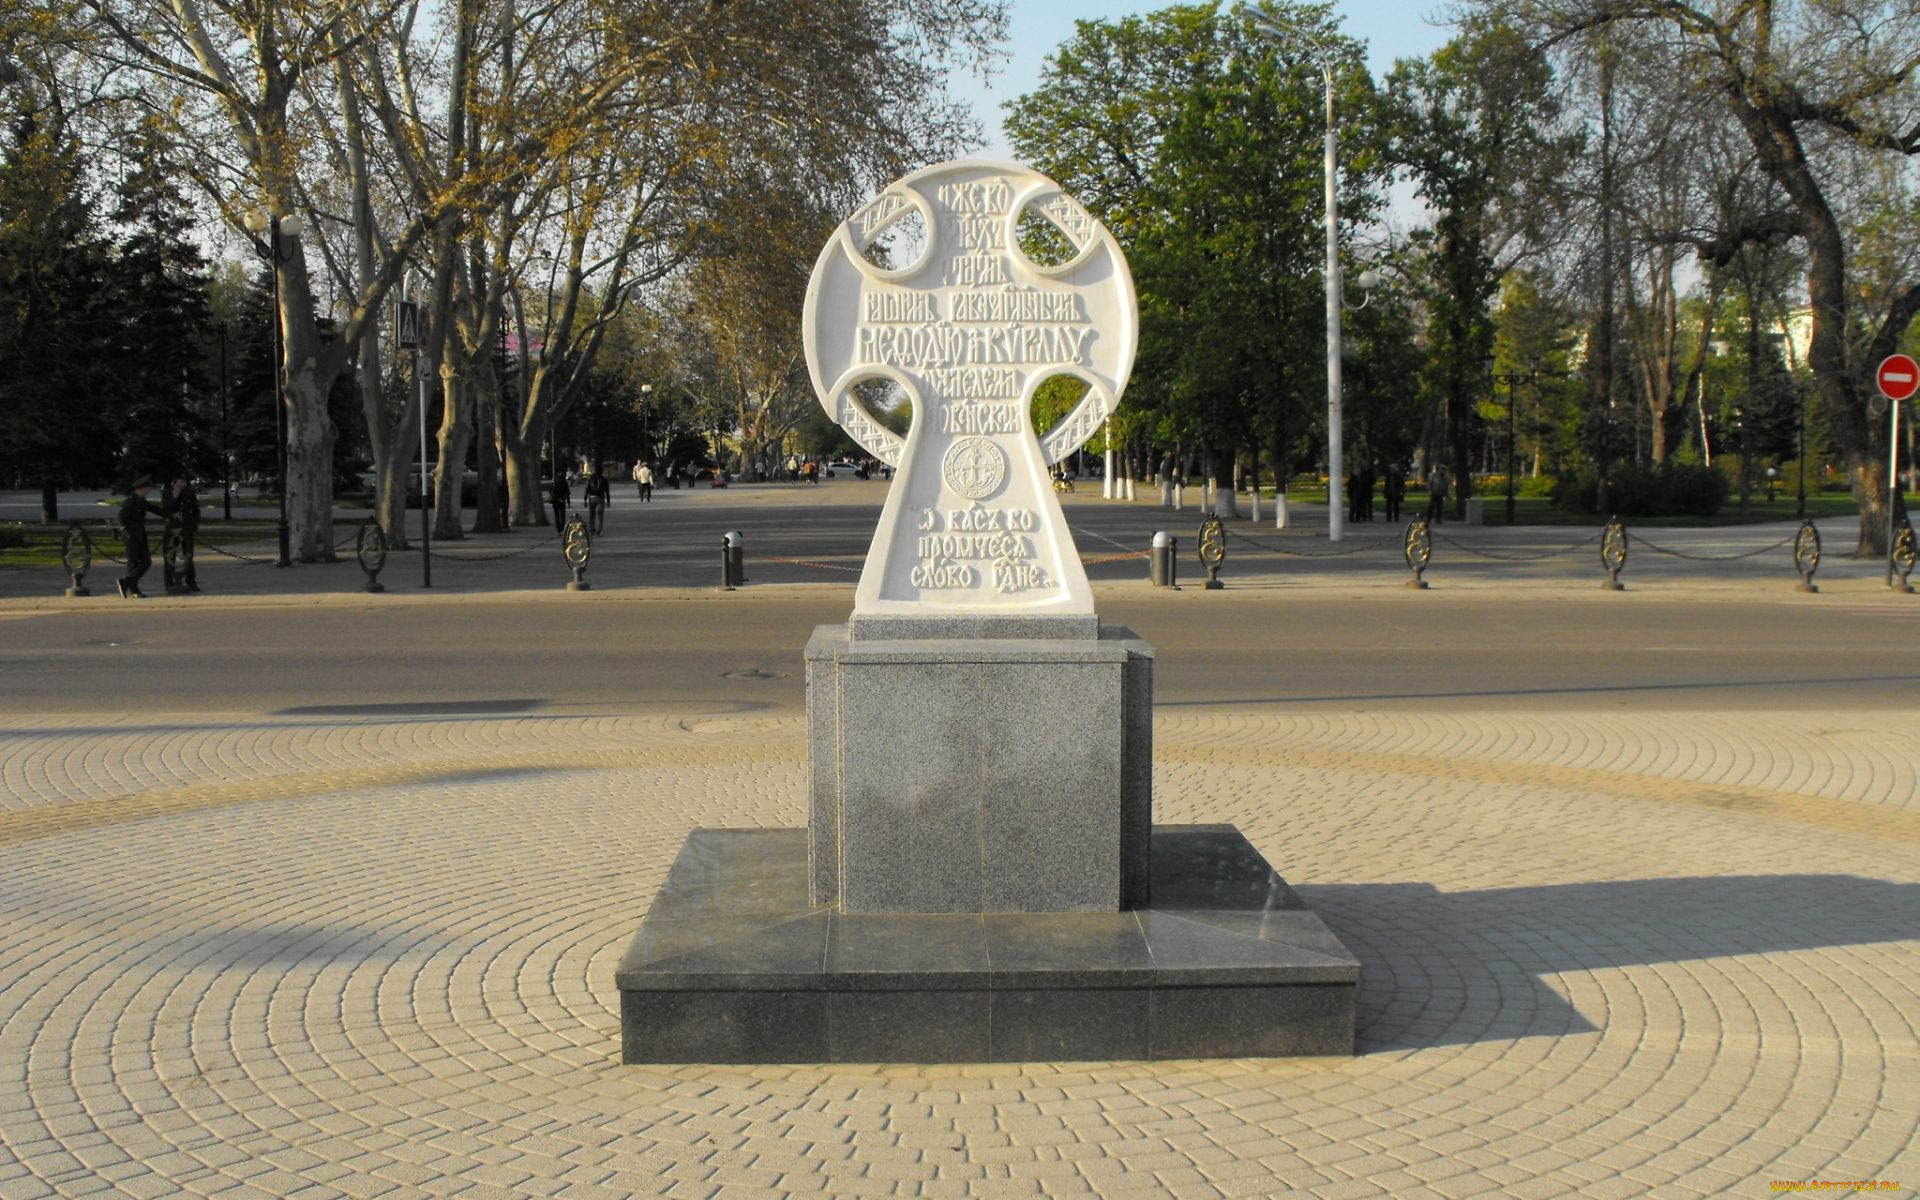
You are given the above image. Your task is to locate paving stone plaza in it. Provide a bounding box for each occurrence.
[2,480,1916,1197]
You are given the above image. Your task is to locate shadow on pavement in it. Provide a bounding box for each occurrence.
[1300,874,1920,1053]
[275,699,547,717]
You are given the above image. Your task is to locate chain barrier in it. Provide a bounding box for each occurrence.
[426,529,562,562]
[1429,527,1604,561]
[772,557,863,573]
[1083,550,1151,566]
[1626,530,1796,562]
[1227,527,1394,558]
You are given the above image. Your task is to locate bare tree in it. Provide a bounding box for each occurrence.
[1492,0,1920,552]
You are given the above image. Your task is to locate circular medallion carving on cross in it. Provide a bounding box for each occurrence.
[802,160,1139,618]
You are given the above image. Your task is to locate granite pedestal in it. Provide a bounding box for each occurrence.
[616,618,1360,1062]
[804,623,1154,913]
[617,825,1359,1063]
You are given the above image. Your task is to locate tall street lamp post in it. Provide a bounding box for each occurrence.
[243,210,302,567]
[1487,357,1537,525]
[640,382,653,465]
[1251,9,1346,542]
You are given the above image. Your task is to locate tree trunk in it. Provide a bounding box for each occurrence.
[284,364,337,562]
[472,375,503,534]
[39,479,57,525]
[432,371,470,540]
[503,418,545,526]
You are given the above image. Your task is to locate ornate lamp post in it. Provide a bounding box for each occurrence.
[1487,356,1538,525]
[242,209,302,567]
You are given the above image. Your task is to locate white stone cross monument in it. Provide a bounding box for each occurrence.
[803,160,1137,636]
[617,162,1360,1062]
[802,161,1153,912]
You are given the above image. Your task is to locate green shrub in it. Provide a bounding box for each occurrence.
[0,523,25,552]
[1552,463,1728,517]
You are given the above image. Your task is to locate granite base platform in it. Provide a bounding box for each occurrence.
[616,826,1359,1063]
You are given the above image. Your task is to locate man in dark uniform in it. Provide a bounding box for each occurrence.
[583,467,609,535]
[162,476,202,593]
[549,472,571,531]
[117,477,160,599]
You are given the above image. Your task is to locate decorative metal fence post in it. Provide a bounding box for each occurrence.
[1198,514,1226,589]
[1893,525,1917,594]
[163,519,189,594]
[563,514,592,591]
[61,524,94,598]
[1601,517,1628,590]
[1793,521,1821,594]
[1403,519,1430,589]
[356,522,388,593]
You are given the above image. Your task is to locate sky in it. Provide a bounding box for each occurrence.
[951,0,1461,160]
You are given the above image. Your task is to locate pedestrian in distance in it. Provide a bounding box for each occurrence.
[1427,463,1449,524]
[549,472,570,531]
[584,468,609,535]
[116,477,160,599]
[632,458,646,498]
[637,461,654,502]
[162,476,201,593]
[1383,465,1405,523]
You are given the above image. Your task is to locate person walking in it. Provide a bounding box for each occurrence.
[632,458,646,498]
[636,461,653,502]
[584,468,609,535]
[549,471,571,531]
[116,477,160,599]
[1427,463,1449,524]
[162,476,201,593]
[1383,465,1404,523]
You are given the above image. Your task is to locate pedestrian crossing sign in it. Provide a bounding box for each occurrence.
[397,300,420,349]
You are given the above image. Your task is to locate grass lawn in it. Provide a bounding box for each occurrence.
[0,520,285,571]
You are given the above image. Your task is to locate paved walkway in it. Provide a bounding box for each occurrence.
[5,483,1912,604]
[1,701,1914,1198]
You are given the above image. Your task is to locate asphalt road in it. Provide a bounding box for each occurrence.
[5,586,1917,717]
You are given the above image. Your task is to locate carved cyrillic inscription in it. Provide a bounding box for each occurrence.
[864,292,936,323]
[908,505,1051,594]
[856,192,911,242]
[951,291,1084,323]
[804,161,1137,613]
[855,324,1094,367]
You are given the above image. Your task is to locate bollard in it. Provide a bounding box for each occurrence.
[563,514,592,590]
[726,530,746,585]
[1793,520,1820,594]
[1403,519,1431,589]
[1173,480,1184,510]
[1198,514,1226,589]
[1149,531,1178,588]
[61,523,94,597]
[1601,517,1628,590]
[1893,525,1916,594]
[719,532,737,591]
[356,522,388,593]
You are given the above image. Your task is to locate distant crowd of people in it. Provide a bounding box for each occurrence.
[1343,463,1453,524]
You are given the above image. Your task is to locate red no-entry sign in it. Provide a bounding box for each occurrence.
[1877,354,1919,402]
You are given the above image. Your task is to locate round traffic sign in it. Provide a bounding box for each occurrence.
[1877,353,1919,402]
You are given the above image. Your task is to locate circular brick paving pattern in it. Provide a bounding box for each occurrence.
[0,711,1913,1198]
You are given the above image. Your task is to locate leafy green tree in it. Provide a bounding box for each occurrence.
[1007,2,1384,501]
[107,123,215,483]
[1388,19,1574,517]
[0,111,118,520]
